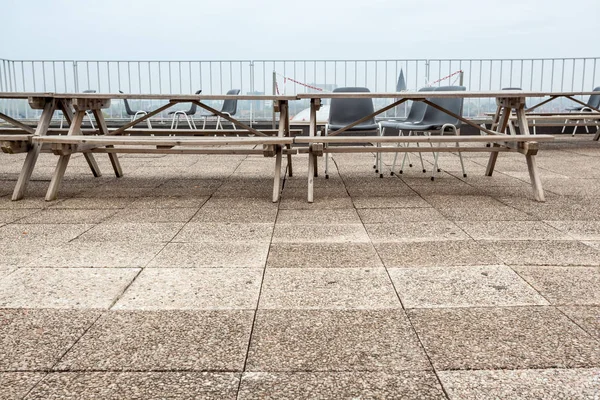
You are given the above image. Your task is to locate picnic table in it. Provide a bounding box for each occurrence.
[0,92,297,202]
[296,90,600,203]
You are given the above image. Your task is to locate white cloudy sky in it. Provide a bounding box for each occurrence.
[1,0,598,60]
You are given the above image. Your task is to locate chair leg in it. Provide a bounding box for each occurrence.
[324,126,329,179]
[170,114,176,130]
[375,126,384,171]
[416,141,426,173]
[561,119,568,134]
[184,114,193,129]
[572,121,578,136]
[202,116,207,130]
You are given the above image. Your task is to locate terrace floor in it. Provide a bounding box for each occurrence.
[1,135,599,399]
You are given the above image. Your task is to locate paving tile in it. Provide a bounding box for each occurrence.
[0,197,59,210]
[559,306,600,340]
[498,196,600,220]
[514,266,600,305]
[192,206,278,223]
[246,310,430,372]
[18,209,117,224]
[483,240,600,266]
[352,196,430,209]
[113,268,262,310]
[365,221,469,243]
[238,371,446,400]
[50,197,134,209]
[0,265,17,279]
[438,368,600,400]
[26,372,239,400]
[0,309,102,370]
[267,243,383,268]
[272,224,370,243]
[454,220,568,240]
[0,209,33,223]
[545,220,600,240]
[408,307,600,370]
[437,205,535,221]
[129,196,210,209]
[276,209,362,224]
[106,208,198,223]
[76,223,184,242]
[147,242,269,268]
[259,268,400,309]
[174,222,273,243]
[31,241,164,268]
[389,265,548,308]
[423,194,507,208]
[375,241,501,267]
[279,196,354,210]
[0,372,46,400]
[56,310,253,371]
[357,208,446,223]
[0,268,139,309]
[0,223,92,244]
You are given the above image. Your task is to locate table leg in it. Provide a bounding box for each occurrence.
[272,145,283,203]
[515,105,545,202]
[485,106,511,176]
[12,99,56,201]
[307,99,318,202]
[45,110,85,201]
[58,100,102,177]
[308,145,314,203]
[93,110,123,177]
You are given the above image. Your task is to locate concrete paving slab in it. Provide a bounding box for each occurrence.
[26,372,239,400]
[0,223,92,244]
[50,197,134,209]
[56,310,253,371]
[352,196,430,209]
[409,307,600,370]
[559,306,600,340]
[31,241,164,268]
[267,243,383,268]
[276,209,362,224]
[0,373,46,400]
[113,268,262,310]
[375,240,501,267]
[259,268,400,310]
[192,206,278,223]
[238,371,446,400]
[365,221,469,243]
[174,222,273,243]
[147,242,269,268]
[246,310,431,372]
[272,224,370,243]
[438,368,600,400]
[389,265,548,308]
[357,208,446,223]
[129,196,210,209]
[514,266,600,305]
[279,196,354,210]
[76,222,184,243]
[0,268,139,309]
[0,309,102,370]
[545,220,600,240]
[484,240,600,266]
[106,208,198,223]
[0,209,33,223]
[18,209,117,224]
[455,220,568,240]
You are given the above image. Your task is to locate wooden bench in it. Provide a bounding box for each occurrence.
[0,134,34,154]
[33,135,296,202]
[298,133,555,202]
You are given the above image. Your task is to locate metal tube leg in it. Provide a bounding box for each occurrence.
[391,130,402,175]
[185,114,193,129]
[561,119,568,134]
[416,141,426,173]
[324,126,330,179]
[308,145,314,203]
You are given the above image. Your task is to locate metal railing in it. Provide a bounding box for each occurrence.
[1,57,598,120]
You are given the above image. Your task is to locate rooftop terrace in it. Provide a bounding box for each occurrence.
[1,135,599,398]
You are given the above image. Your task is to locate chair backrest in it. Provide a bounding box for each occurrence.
[82,89,96,93]
[405,87,436,123]
[586,87,600,109]
[119,90,135,116]
[186,89,202,114]
[420,86,466,128]
[328,87,375,126]
[221,89,240,115]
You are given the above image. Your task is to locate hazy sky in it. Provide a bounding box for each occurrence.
[2,0,598,60]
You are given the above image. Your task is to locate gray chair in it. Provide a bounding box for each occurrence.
[201,89,240,130]
[324,87,379,178]
[120,90,152,129]
[169,89,201,129]
[379,87,436,174]
[388,86,467,180]
[562,86,600,135]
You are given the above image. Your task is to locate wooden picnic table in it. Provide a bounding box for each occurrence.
[0,92,297,202]
[295,90,600,203]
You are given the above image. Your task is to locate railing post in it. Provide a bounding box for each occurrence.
[272,70,276,129]
[73,61,79,92]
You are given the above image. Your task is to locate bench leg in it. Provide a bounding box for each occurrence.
[12,144,42,201]
[286,143,293,177]
[593,124,600,141]
[526,154,544,202]
[313,154,318,177]
[272,146,283,203]
[45,154,71,201]
[83,154,102,177]
[485,145,500,176]
[308,148,315,203]
[107,149,123,177]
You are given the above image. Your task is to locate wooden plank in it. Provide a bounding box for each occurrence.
[295,134,553,144]
[0,111,36,134]
[297,91,600,99]
[0,134,33,141]
[1,140,30,154]
[93,109,123,177]
[485,106,512,177]
[12,99,56,201]
[526,154,545,202]
[323,146,513,153]
[34,135,294,146]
